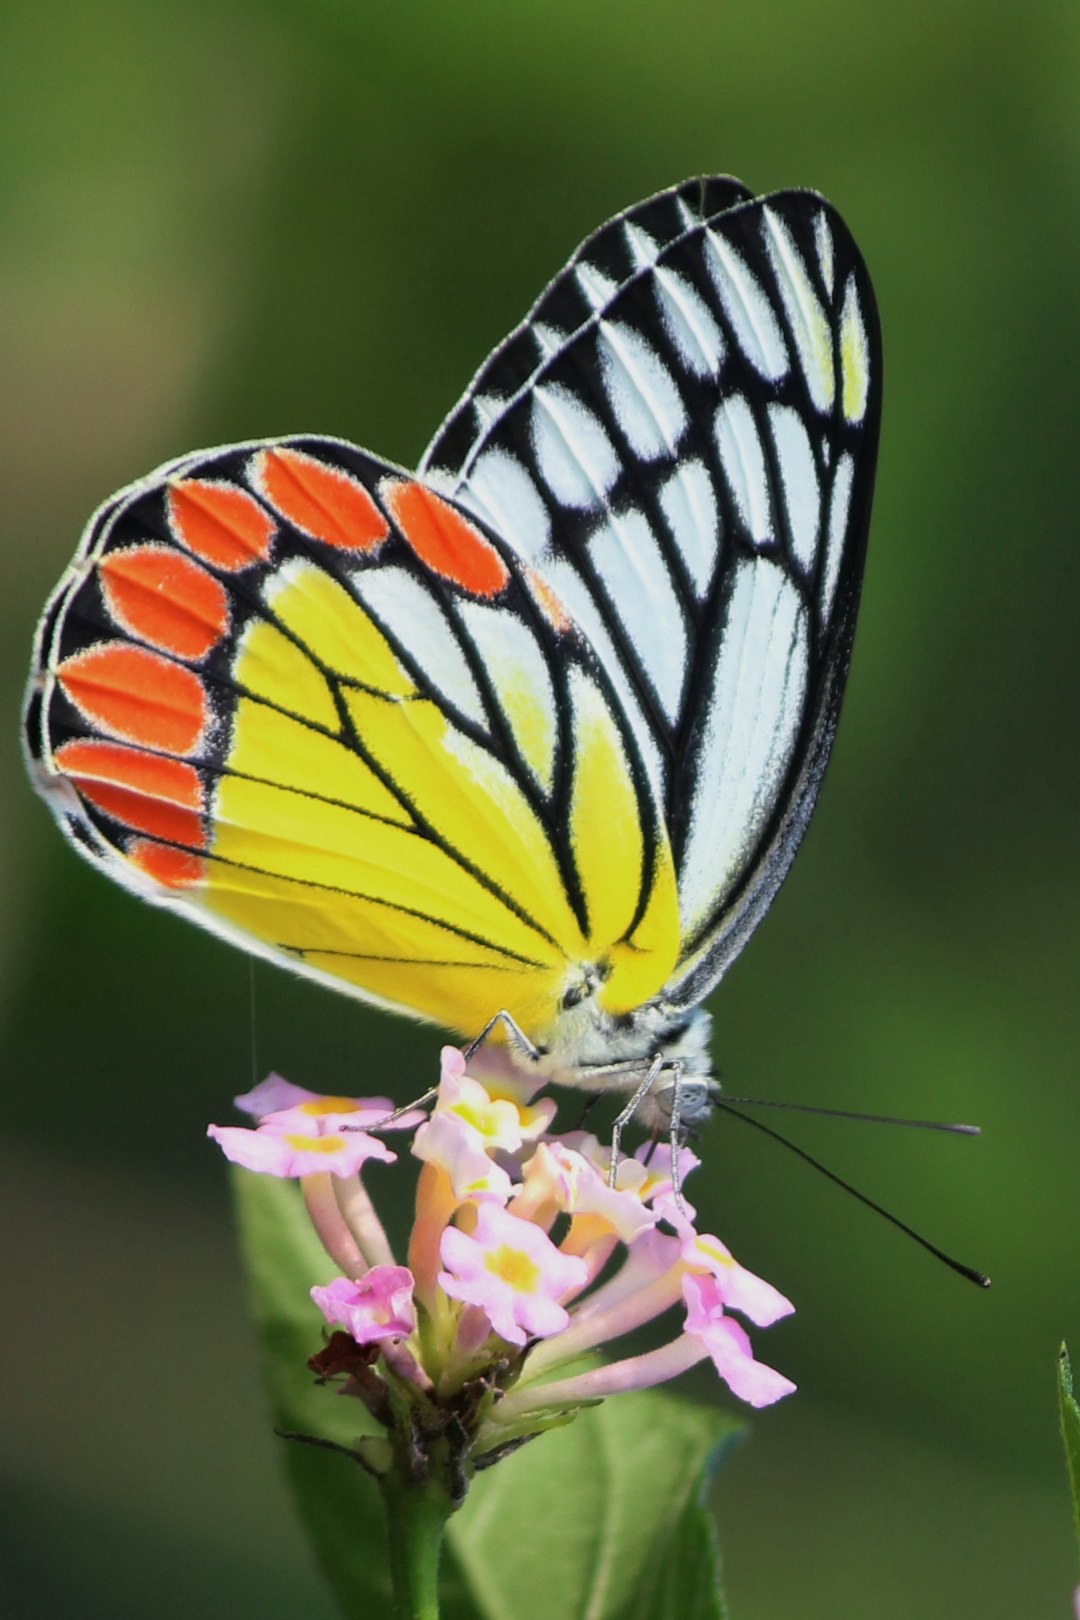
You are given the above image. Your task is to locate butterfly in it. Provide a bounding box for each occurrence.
[23,176,880,1141]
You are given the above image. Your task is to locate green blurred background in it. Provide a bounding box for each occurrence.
[2,2,1078,1615]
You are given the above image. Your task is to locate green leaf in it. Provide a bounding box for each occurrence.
[446,1388,739,1620]
[234,1169,740,1620]
[1059,1343,1080,1571]
[631,1419,734,1620]
[231,1168,392,1618]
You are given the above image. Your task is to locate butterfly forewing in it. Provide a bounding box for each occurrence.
[421,180,881,1007]
[25,438,681,1038]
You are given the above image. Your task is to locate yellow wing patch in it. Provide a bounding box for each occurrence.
[566,667,679,1015]
[840,275,870,425]
[233,617,339,730]
[189,552,680,1037]
[266,561,416,696]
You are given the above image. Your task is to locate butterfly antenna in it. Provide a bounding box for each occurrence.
[715,1100,990,1288]
[719,1097,980,1134]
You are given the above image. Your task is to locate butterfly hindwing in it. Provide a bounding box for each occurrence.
[25,438,681,1037]
[421,179,881,1007]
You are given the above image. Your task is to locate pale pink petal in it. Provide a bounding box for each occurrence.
[260,1098,422,1135]
[496,1336,710,1425]
[311,1266,416,1343]
[685,1232,795,1326]
[439,1226,528,1346]
[440,1046,467,1083]
[464,1043,550,1105]
[235,1074,423,1133]
[509,1142,568,1229]
[438,1203,587,1347]
[234,1075,316,1119]
[608,1141,698,1232]
[682,1272,795,1407]
[433,1048,556,1156]
[636,1140,701,1197]
[520,1231,684,1381]
[443,1073,526,1146]
[554,1130,611,1174]
[700,1315,795,1407]
[413,1110,514,1201]
[542,1143,658,1242]
[208,1122,394,1179]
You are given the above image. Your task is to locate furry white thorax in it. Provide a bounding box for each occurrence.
[501,996,719,1136]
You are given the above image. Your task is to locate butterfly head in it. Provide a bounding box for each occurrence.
[633,1006,720,1137]
[527,993,718,1137]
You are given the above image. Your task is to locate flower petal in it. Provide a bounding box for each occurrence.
[438,1203,587,1347]
[684,1232,795,1326]
[682,1272,795,1407]
[413,1110,515,1201]
[311,1267,416,1343]
[208,1122,394,1178]
[234,1074,423,1131]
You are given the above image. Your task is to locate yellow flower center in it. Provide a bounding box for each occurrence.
[298,1096,361,1117]
[453,1099,487,1132]
[695,1236,733,1268]
[484,1245,540,1293]
[284,1132,344,1154]
[451,1094,521,1146]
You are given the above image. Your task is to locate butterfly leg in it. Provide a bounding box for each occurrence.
[463,1009,543,1065]
[608,1055,665,1186]
[365,1088,440,1132]
[666,1062,689,1212]
[368,1012,542,1135]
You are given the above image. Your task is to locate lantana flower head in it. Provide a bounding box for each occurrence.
[209,1044,795,1492]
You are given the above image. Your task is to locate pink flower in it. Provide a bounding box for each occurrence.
[682,1232,795,1327]
[207,1122,395,1178]
[312,1267,416,1344]
[235,1075,424,1133]
[682,1273,796,1407]
[439,1202,588,1347]
[432,1048,555,1155]
[413,1108,516,1202]
[524,1141,658,1244]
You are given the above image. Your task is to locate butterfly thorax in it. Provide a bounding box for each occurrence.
[512,999,718,1134]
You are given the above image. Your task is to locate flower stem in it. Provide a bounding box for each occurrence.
[380,1457,455,1620]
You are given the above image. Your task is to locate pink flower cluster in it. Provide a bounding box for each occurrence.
[208,1047,794,1453]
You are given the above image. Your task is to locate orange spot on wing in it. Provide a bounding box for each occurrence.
[57,644,209,755]
[128,839,206,888]
[55,739,205,847]
[524,565,571,632]
[99,545,229,660]
[382,479,510,597]
[255,447,389,551]
[168,479,276,570]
